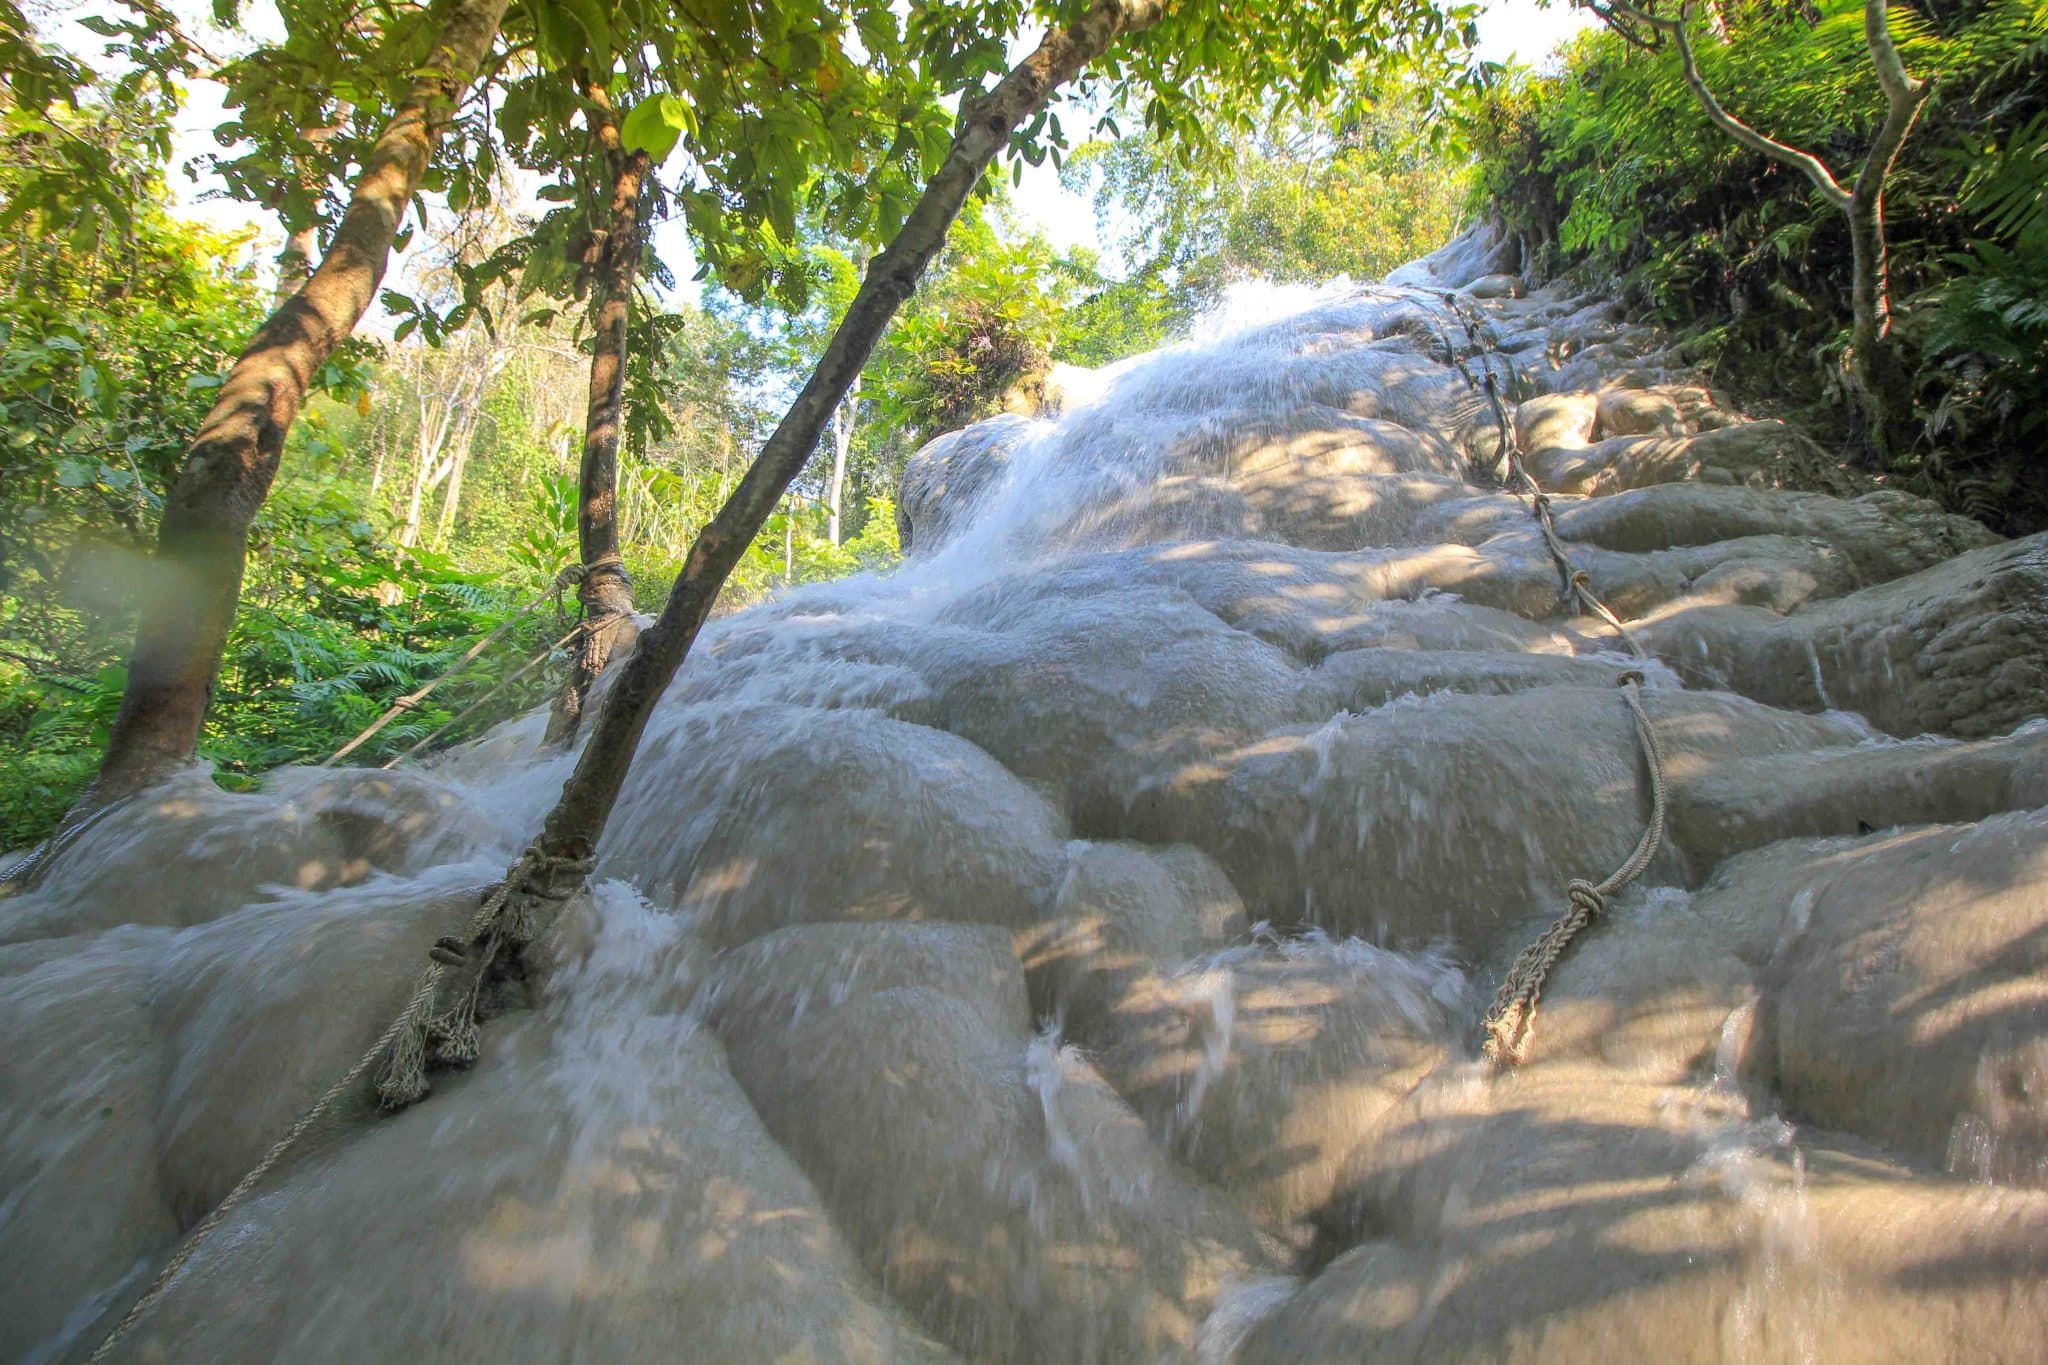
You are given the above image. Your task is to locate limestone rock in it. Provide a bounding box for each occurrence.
[1594,386,1686,438]
[706,920,1274,1363]
[1513,391,1599,453]
[1752,812,2048,1183]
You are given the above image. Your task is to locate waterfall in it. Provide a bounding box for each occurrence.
[5,225,2047,1364]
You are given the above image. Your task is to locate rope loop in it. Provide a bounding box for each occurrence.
[1565,878,1605,919]
[557,551,629,593]
[1481,673,1668,1071]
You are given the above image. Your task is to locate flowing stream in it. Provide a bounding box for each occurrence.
[5,225,2048,1363]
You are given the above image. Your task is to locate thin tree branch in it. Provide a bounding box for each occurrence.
[1598,0,1851,208]
[1862,0,1924,109]
[1854,0,1932,201]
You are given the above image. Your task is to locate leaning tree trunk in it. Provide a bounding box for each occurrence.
[527,0,1167,868]
[545,87,650,746]
[344,0,1175,1119]
[75,0,512,815]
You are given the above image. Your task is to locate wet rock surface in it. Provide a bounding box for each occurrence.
[5,226,2047,1362]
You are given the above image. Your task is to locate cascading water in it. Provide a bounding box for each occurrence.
[5,224,2048,1363]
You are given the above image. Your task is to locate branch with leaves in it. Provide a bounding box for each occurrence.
[1581,0,1932,455]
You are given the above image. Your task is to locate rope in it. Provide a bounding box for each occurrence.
[1431,287,1649,663]
[325,561,588,765]
[1430,284,1668,1069]
[86,842,593,1362]
[1489,371,1647,658]
[1481,671,1667,1068]
[379,623,585,770]
[572,549,628,581]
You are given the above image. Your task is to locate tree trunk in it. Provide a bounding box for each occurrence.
[433,425,470,546]
[397,387,450,552]
[1845,190,1904,456]
[827,374,859,545]
[431,347,507,547]
[527,0,1167,870]
[368,416,389,496]
[76,0,512,813]
[1842,0,1928,462]
[545,87,650,746]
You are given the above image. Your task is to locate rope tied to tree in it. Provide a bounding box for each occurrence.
[552,549,628,591]
[372,840,591,1106]
[85,840,594,1363]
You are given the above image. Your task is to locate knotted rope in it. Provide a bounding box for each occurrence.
[86,843,592,1364]
[1427,285,1667,1067]
[554,550,631,627]
[563,548,628,582]
[1480,670,1668,1068]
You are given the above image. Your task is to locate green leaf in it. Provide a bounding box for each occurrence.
[620,94,689,163]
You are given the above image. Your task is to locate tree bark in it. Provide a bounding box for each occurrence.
[545,86,649,746]
[1843,0,1927,456]
[397,381,451,551]
[827,374,858,545]
[529,0,1167,867]
[78,0,512,811]
[433,420,470,545]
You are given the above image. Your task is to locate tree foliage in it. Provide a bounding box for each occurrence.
[1065,75,1470,304]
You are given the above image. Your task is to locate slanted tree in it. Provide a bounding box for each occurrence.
[1583,0,1931,455]
[527,0,1486,866]
[73,0,513,815]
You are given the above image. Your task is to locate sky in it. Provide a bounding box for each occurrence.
[78,0,1593,304]
[1009,0,1592,259]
